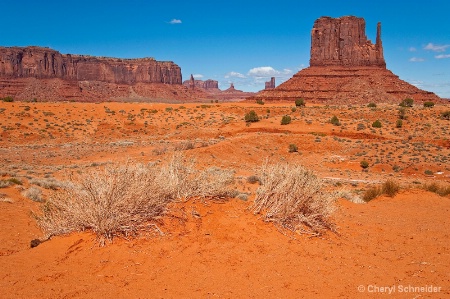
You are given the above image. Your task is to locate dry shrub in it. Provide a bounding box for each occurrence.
[381,179,400,197]
[362,186,382,202]
[29,177,66,190]
[158,154,235,200]
[252,162,336,235]
[423,182,450,197]
[22,187,43,202]
[363,179,400,202]
[34,154,235,245]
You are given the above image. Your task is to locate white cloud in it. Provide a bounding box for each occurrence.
[193,74,203,79]
[435,54,450,59]
[409,47,417,52]
[248,66,279,77]
[424,43,450,52]
[409,57,425,62]
[169,19,182,24]
[225,71,246,79]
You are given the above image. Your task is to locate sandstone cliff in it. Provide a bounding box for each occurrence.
[253,16,440,104]
[0,46,182,84]
[310,16,385,67]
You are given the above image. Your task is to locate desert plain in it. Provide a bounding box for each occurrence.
[0,100,449,298]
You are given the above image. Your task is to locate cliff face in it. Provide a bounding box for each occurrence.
[310,16,385,67]
[0,46,182,84]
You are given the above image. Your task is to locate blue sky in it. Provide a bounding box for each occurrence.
[2,0,450,97]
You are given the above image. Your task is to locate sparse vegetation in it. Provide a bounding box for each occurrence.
[363,180,400,201]
[423,101,435,108]
[252,162,336,235]
[381,179,400,197]
[245,110,259,122]
[424,169,433,175]
[256,99,264,105]
[1,96,14,102]
[295,98,305,107]
[399,98,414,107]
[281,115,292,125]
[367,103,377,108]
[423,182,450,197]
[360,160,369,169]
[441,110,450,120]
[395,119,403,128]
[288,144,298,153]
[22,187,43,202]
[330,115,340,126]
[372,120,382,128]
[398,107,407,119]
[247,175,261,184]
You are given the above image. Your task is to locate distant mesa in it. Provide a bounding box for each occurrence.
[183,75,219,90]
[0,46,211,102]
[0,46,181,84]
[253,16,441,104]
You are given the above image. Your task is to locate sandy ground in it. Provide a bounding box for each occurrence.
[0,101,449,298]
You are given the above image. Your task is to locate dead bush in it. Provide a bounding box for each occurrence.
[363,179,400,202]
[34,154,235,245]
[381,179,400,197]
[252,161,336,235]
[158,153,235,200]
[423,182,450,197]
[22,187,43,202]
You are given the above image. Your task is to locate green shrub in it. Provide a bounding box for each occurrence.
[360,160,369,169]
[295,98,305,107]
[330,115,340,126]
[395,119,403,128]
[424,169,433,175]
[372,120,382,128]
[245,110,259,122]
[291,107,297,112]
[281,115,292,125]
[1,96,14,102]
[367,103,377,108]
[399,98,414,107]
[423,101,435,108]
[288,144,298,153]
[256,99,264,105]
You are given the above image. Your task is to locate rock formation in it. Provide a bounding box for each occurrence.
[0,46,203,102]
[310,16,385,67]
[253,16,441,104]
[183,76,219,90]
[265,77,275,89]
[0,46,181,84]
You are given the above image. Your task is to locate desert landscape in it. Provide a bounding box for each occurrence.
[0,13,449,299]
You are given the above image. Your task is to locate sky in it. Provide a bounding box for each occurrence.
[2,0,450,97]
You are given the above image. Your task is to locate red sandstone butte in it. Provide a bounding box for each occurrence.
[253,16,441,104]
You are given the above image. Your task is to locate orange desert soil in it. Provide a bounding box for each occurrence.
[0,101,449,298]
